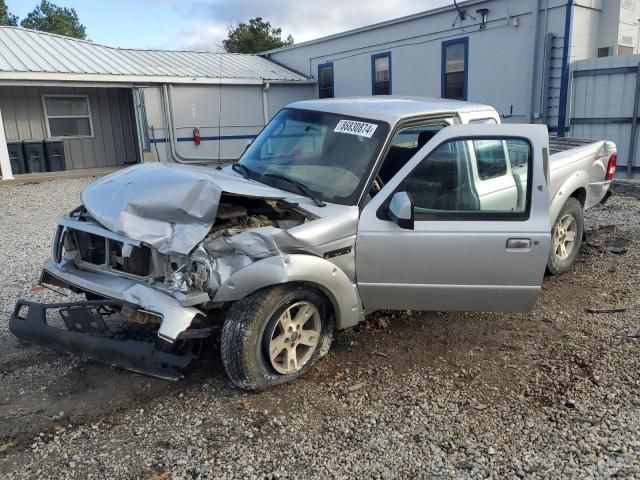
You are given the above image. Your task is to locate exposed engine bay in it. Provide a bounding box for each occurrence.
[13,162,363,380]
[59,194,313,304]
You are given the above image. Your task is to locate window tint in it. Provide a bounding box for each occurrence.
[379,124,446,183]
[318,64,334,99]
[372,53,391,95]
[473,140,507,180]
[43,95,93,138]
[442,39,467,100]
[401,137,530,217]
[49,118,92,137]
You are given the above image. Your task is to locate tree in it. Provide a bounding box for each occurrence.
[0,0,18,26]
[21,0,86,39]
[223,17,293,54]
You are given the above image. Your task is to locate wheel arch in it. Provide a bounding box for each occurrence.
[550,171,588,226]
[212,254,364,329]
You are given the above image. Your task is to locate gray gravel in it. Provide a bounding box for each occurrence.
[0,178,91,335]
[0,178,639,479]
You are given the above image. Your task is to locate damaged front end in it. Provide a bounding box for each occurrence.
[9,163,364,379]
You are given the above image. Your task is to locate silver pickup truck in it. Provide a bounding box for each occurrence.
[10,97,617,390]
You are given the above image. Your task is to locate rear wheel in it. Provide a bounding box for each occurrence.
[547,197,584,275]
[221,285,333,391]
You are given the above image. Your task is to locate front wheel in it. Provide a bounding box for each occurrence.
[220,285,333,391]
[547,197,584,275]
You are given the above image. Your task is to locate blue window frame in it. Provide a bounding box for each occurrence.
[441,37,468,100]
[371,52,392,95]
[318,62,334,98]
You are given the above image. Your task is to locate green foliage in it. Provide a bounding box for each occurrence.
[223,17,293,54]
[21,0,86,39]
[0,0,18,26]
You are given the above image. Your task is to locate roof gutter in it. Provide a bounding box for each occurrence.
[0,72,315,86]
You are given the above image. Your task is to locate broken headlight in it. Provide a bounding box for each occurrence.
[165,260,211,293]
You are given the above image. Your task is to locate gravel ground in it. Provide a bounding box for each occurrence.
[0,178,639,479]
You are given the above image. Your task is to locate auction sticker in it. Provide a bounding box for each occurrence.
[334,119,378,138]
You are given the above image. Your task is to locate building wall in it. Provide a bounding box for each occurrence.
[0,86,139,169]
[266,0,639,131]
[571,54,640,177]
[141,83,315,163]
[267,0,570,124]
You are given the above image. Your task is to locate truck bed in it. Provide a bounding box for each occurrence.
[547,137,616,222]
[548,136,600,155]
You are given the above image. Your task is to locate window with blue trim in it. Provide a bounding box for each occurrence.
[442,38,468,100]
[318,63,334,98]
[371,52,391,95]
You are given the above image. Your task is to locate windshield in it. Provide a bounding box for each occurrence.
[238,108,389,205]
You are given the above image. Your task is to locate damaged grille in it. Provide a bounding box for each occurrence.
[67,228,152,277]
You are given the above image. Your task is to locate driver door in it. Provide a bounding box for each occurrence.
[356,124,551,312]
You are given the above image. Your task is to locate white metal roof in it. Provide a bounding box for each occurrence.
[287,96,495,124]
[0,27,313,85]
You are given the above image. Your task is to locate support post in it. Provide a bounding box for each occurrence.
[0,108,14,180]
[628,63,640,179]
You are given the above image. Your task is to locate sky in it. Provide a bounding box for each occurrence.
[8,0,451,51]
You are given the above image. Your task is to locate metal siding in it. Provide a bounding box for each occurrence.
[0,27,310,83]
[570,54,640,176]
[0,85,137,170]
[266,84,315,115]
[221,85,264,127]
[108,88,127,165]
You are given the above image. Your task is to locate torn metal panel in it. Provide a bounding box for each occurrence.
[122,284,204,342]
[81,163,289,255]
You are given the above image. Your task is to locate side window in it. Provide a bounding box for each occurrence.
[378,124,446,183]
[318,63,334,99]
[441,38,468,100]
[401,137,530,218]
[43,95,93,138]
[371,52,391,95]
[473,139,507,180]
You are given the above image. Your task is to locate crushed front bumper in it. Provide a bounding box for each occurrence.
[9,299,193,380]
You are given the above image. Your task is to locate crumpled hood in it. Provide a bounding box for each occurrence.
[81,163,287,255]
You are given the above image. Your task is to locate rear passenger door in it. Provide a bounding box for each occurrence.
[356,124,551,313]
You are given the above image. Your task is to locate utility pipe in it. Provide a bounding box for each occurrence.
[262,82,271,125]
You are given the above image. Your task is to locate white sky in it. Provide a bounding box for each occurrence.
[10,0,452,51]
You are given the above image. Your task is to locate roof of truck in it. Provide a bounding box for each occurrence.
[286,96,496,124]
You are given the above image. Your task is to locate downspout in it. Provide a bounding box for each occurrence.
[557,0,574,137]
[262,82,271,125]
[0,108,14,180]
[529,0,543,123]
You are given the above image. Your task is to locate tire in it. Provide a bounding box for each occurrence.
[221,285,333,391]
[547,197,584,275]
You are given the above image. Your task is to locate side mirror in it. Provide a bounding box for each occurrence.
[388,191,414,230]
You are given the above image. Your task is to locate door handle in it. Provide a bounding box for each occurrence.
[506,238,532,249]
